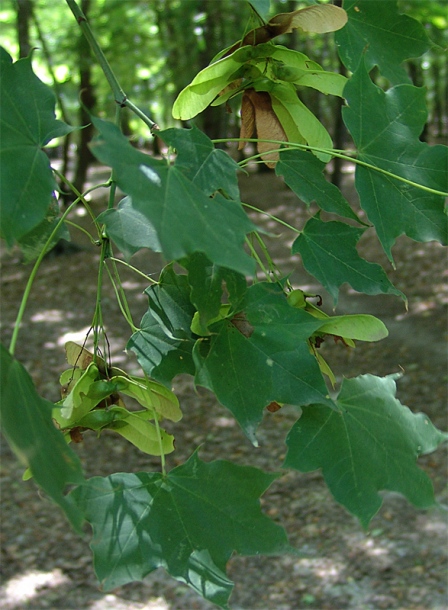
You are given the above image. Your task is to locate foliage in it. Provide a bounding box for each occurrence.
[0,1,447,608]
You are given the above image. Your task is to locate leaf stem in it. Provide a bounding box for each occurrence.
[151,407,166,476]
[9,199,80,355]
[108,256,158,283]
[215,137,448,197]
[103,263,138,332]
[242,202,301,234]
[245,235,269,278]
[64,220,98,244]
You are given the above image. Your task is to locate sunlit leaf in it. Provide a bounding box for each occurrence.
[90,118,256,276]
[316,314,388,342]
[172,46,259,120]
[71,453,290,607]
[107,407,175,455]
[254,81,333,162]
[115,375,182,422]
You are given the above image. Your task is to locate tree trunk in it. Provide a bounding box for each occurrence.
[16,0,33,58]
[198,0,227,141]
[73,0,97,197]
[331,59,348,187]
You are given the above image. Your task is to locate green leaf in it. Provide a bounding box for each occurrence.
[182,252,247,334]
[160,127,241,200]
[0,48,73,245]
[127,265,197,385]
[276,149,359,221]
[107,407,175,456]
[97,196,161,261]
[336,0,431,84]
[292,217,405,305]
[90,118,256,276]
[257,81,333,162]
[284,374,448,527]
[316,314,388,342]
[248,0,271,19]
[269,48,347,96]
[114,375,182,422]
[343,62,448,260]
[16,197,70,262]
[270,45,323,73]
[172,47,252,120]
[0,343,84,531]
[193,283,333,443]
[71,452,290,607]
[53,363,101,427]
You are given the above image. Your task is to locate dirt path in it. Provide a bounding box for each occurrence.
[1,170,446,610]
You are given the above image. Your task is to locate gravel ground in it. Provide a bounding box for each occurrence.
[1,169,447,610]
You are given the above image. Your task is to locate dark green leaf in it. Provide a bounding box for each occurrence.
[71,453,290,608]
[336,0,431,84]
[182,252,247,333]
[343,62,448,260]
[248,0,271,19]
[98,196,161,261]
[194,283,333,443]
[160,127,241,200]
[0,343,84,531]
[90,118,256,275]
[292,216,405,305]
[127,265,196,385]
[276,149,359,221]
[0,48,73,245]
[284,374,448,527]
[17,197,70,262]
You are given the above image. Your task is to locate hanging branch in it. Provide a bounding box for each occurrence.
[65,0,158,133]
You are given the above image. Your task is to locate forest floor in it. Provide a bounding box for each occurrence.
[0,167,447,610]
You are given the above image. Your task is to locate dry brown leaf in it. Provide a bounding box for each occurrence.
[247,89,287,168]
[239,91,256,149]
[270,5,348,35]
[225,5,347,55]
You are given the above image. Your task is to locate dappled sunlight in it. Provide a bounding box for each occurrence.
[0,569,69,609]
[293,557,345,580]
[358,537,390,558]
[31,309,65,323]
[0,569,172,610]
[211,416,236,428]
[89,593,170,610]
[57,326,93,346]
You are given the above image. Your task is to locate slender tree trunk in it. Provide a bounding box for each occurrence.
[331,58,348,187]
[198,0,227,141]
[16,0,33,58]
[73,0,96,196]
